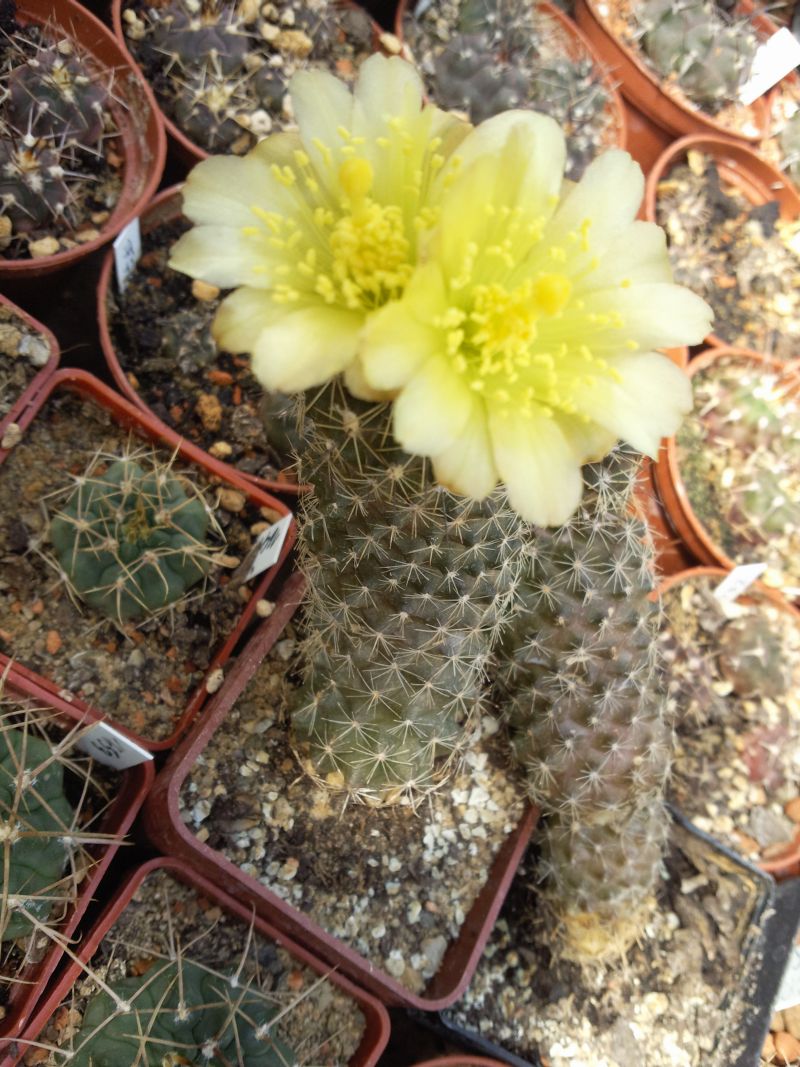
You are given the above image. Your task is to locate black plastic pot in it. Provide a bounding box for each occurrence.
[418,809,797,1067]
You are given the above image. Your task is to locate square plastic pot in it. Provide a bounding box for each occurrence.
[0,668,153,1042]
[140,569,538,1010]
[0,367,296,751]
[1,855,390,1067]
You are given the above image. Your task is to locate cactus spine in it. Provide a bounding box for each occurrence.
[49,449,219,626]
[498,450,671,959]
[287,384,525,803]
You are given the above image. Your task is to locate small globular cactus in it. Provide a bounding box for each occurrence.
[7,44,108,143]
[405,0,612,178]
[638,0,758,109]
[0,137,70,234]
[70,957,295,1067]
[0,725,74,940]
[49,450,218,625]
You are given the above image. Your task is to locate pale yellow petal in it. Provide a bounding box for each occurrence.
[360,300,440,390]
[432,399,498,500]
[573,221,673,293]
[168,226,272,289]
[344,356,396,402]
[179,153,274,227]
[489,408,584,526]
[393,357,473,456]
[353,54,423,127]
[579,283,713,351]
[289,67,354,173]
[570,351,692,458]
[251,306,363,392]
[212,287,280,353]
[546,150,644,256]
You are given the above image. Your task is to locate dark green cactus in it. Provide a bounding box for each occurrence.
[639,0,758,109]
[140,4,250,76]
[287,384,525,802]
[7,45,108,143]
[0,139,70,234]
[71,958,295,1067]
[49,453,215,625]
[498,450,670,959]
[717,613,792,699]
[0,727,74,940]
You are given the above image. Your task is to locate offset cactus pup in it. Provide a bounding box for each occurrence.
[645,137,800,355]
[4,857,389,1067]
[652,349,800,599]
[98,185,300,497]
[0,369,294,751]
[0,667,152,1043]
[0,295,59,447]
[112,0,382,164]
[440,815,783,1067]
[574,0,771,141]
[656,567,800,879]
[142,573,538,1010]
[0,0,165,277]
[397,0,626,180]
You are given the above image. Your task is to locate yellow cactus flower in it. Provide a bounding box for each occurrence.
[360,112,713,525]
[168,54,470,399]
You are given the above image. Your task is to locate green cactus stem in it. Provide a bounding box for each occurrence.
[49,450,218,625]
[498,449,670,960]
[70,957,295,1067]
[0,725,74,941]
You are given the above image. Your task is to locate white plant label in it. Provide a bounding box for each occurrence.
[739,29,800,106]
[713,563,768,604]
[75,721,154,769]
[113,217,141,292]
[774,943,800,1011]
[245,512,293,580]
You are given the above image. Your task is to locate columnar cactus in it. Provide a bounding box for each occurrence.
[0,724,75,940]
[70,958,295,1067]
[49,452,217,625]
[638,0,758,108]
[289,385,525,802]
[498,450,671,960]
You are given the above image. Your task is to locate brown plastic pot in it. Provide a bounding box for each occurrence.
[652,347,800,580]
[97,184,300,497]
[0,367,296,751]
[0,295,59,440]
[111,0,385,167]
[395,0,627,156]
[0,666,153,1041]
[141,569,539,1010]
[573,0,769,142]
[0,0,166,279]
[2,855,390,1067]
[644,134,800,349]
[655,566,800,880]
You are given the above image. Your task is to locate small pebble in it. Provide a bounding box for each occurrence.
[205,668,224,694]
[1,424,22,450]
[775,1031,800,1065]
[256,599,275,618]
[28,236,60,259]
[209,441,233,460]
[218,488,247,512]
[191,279,220,302]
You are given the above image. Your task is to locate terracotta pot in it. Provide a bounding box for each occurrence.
[97,184,300,497]
[0,0,166,279]
[2,856,390,1067]
[0,368,296,751]
[644,134,800,349]
[0,667,153,1041]
[622,97,673,175]
[573,0,770,142]
[0,295,59,441]
[111,0,385,167]
[141,570,539,1010]
[395,0,627,158]
[651,347,800,579]
[655,566,800,881]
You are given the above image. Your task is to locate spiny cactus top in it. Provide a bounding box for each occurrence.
[70,958,295,1067]
[498,450,670,959]
[49,453,216,625]
[0,726,74,941]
